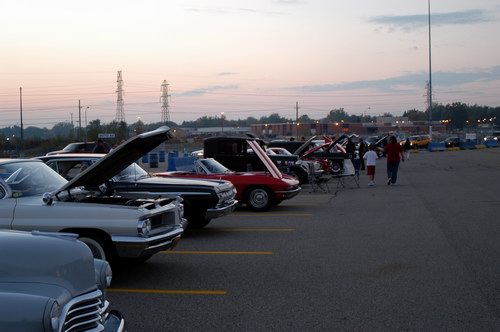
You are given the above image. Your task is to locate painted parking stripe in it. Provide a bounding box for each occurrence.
[193,228,296,232]
[162,250,273,255]
[232,213,312,217]
[108,288,226,295]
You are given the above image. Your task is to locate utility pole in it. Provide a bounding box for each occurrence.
[428,0,433,142]
[160,80,170,123]
[295,101,299,140]
[78,100,82,141]
[19,87,24,155]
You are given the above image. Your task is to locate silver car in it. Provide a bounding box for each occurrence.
[0,229,125,331]
[0,127,185,264]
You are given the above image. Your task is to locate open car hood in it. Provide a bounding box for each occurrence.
[293,135,317,156]
[56,126,172,193]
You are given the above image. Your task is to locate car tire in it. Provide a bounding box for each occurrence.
[77,233,114,263]
[330,161,342,175]
[246,187,274,211]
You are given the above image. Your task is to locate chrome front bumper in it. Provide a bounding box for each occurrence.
[275,187,301,200]
[111,225,184,258]
[205,199,238,219]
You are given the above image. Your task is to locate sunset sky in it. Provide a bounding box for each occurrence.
[1,0,499,129]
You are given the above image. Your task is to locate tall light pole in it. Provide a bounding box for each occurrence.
[19,87,24,155]
[221,112,225,133]
[84,106,89,143]
[428,0,433,143]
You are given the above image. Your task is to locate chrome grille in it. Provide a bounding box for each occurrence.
[62,289,104,332]
[217,186,237,207]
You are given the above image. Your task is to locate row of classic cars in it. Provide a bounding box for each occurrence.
[0,127,307,330]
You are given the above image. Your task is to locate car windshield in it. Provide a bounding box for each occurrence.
[199,159,231,174]
[114,163,149,181]
[0,161,67,197]
[62,143,86,152]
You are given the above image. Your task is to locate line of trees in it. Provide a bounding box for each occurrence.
[1,102,498,156]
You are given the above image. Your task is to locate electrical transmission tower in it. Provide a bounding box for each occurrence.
[115,70,125,122]
[160,80,170,123]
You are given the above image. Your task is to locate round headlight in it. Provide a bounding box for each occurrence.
[104,262,113,287]
[47,300,60,332]
[94,259,113,289]
[138,219,151,237]
[178,203,184,219]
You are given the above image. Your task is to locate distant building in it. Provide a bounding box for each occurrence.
[251,118,444,138]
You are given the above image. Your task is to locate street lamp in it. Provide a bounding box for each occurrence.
[428,0,433,143]
[84,106,89,143]
[221,112,225,133]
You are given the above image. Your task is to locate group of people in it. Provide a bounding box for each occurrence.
[357,135,410,187]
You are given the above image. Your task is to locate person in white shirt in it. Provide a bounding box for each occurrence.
[363,144,378,186]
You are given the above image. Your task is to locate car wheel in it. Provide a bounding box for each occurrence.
[330,161,342,175]
[77,233,114,262]
[246,187,273,211]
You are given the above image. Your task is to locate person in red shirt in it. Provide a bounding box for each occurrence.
[384,135,405,185]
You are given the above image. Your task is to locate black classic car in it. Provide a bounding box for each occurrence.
[38,129,237,229]
[46,140,112,155]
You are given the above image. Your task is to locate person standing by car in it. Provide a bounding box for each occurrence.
[93,139,106,153]
[384,136,404,185]
[363,144,378,186]
[345,137,356,160]
[403,137,411,160]
[358,138,366,170]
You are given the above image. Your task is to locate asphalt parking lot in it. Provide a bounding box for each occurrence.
[109,147,500,331]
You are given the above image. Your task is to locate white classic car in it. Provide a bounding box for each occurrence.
[0,229,125,331]
[0,127,184,264]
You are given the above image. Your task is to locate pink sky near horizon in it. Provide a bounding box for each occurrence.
[1,0,499,129]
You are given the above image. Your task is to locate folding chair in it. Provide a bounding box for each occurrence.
[307,162,330,193]
[331,159,360,189]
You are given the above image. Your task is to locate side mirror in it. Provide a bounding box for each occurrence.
[42,192,53,206]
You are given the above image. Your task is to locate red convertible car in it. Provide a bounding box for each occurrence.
[156,141,301,211]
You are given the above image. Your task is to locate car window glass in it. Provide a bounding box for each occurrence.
[55,161,90,180]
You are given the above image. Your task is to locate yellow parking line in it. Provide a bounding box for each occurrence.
[232,213,312,217]
[162,250,273,255]
[108,288,226,295]
[198,228,296,232]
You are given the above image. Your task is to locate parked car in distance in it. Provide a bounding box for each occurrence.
[443,136,461,148]
[157,143,301,211]
[0,229,125,331]
[408,135,430,149]
[1,127,185,264]
[46,141,112,155]
[297,137,348,174]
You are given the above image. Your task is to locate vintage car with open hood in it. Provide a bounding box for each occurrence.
[0,127,185,264]
[37,131,237,229]
[0,229,125,331]
[156,140,301,211]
